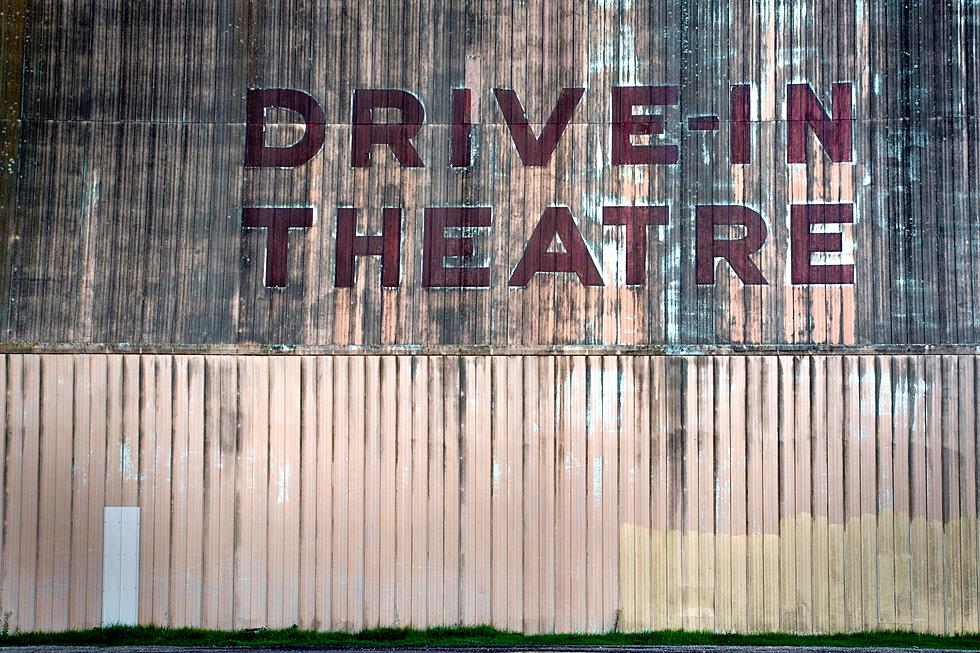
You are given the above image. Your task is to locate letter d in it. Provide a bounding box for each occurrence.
[245,88,326,167]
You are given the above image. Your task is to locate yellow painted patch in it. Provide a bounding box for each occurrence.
[619,515,980,634]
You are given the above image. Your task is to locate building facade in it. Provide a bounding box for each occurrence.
[0,0,979,634]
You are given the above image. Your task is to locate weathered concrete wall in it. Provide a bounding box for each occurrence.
[0,0,977,347]
[1,353,979,634]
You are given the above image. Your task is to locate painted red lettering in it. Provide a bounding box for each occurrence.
[493,88,584,166]
[695,205,768,285]
[509,207,603,286]
[351,89,425,168]
[450,89,473,168]
[423,207,492,287]
[791,203,855,284]
[730,84,751,164]
[242,207,315,287]
[245,88,325,168]
[611,85,680,165]
[334,208,402,287]
[786,82,853,163]
[601,206,669,285]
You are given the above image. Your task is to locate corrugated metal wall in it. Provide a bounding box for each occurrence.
[2,353,978,634]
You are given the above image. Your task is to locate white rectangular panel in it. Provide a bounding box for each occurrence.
[102,506,140,626]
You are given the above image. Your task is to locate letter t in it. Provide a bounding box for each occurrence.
[242,207,315,288]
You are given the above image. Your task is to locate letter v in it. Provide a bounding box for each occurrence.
[493,88,584,166]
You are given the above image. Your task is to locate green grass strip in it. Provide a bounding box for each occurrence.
[2,625,980,649]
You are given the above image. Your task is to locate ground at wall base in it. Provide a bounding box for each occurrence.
[3,626,980,650]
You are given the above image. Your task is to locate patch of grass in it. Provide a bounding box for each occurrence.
[2,625,980,649]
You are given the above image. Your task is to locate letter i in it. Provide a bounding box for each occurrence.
[450,88,473,168]
[730,84,751,164]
